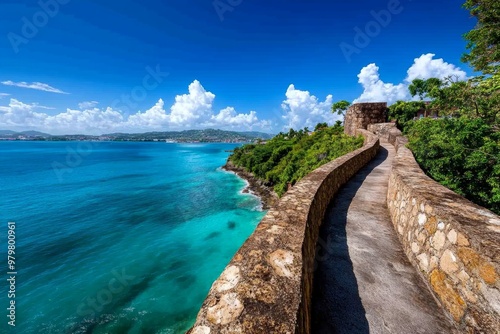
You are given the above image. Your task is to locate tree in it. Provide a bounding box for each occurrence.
[314,122,328,131]
[388,101,425,131]
[408,79,427,100]
[409,78,443,100]
[408,117,500,214]
[331,100,351,117]
[429,74,500,125]
[462,0,500,74]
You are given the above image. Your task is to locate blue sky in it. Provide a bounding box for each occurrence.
[0,0,475,134]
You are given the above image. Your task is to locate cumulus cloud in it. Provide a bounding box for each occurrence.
[44,107,125,134]
[0,99,49,128]
[406,53,468,82]
[78,101,99,109]
[0,99,122,133]
[354,64,408,105]
[1,81,69,94]
[281,84,340,130]
[0,80,271,134]
[209,107,259,128]
[127,99,169,129]
[354,53,468,105]
[169,80,215,125]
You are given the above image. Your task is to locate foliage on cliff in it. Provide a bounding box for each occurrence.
[407,117,500,215]
[228,122,364,196]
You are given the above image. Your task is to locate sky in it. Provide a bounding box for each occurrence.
[0,0,476,135]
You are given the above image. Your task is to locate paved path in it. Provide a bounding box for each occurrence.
[311,140,456,334]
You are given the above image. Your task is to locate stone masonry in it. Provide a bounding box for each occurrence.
[344,102,387,136]
[188,130,380,334]
[386,126,500,333]
[189,106,499,334]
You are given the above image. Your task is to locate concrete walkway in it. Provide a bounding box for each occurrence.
[311,140,456,334]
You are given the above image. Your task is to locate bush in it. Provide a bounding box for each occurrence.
[407,117,500,214]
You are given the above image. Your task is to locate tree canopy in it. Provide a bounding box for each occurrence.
[408,78,442,100]
[229,123,364,196]
[462,0,500,74]
[331,100,351,117]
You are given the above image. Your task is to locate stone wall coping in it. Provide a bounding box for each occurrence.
[189,130,379,334]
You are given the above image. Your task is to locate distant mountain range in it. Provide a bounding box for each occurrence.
[0,130,52,137]
[0,129,274,142]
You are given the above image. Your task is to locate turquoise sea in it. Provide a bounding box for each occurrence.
[0,141,265,333]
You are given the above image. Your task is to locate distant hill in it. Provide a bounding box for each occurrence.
[103,129,274,142]
[0,130,19,135]
[20,131,52,137]
[0,130,51,138]
[237,131,274,139]
[0,129,274,142]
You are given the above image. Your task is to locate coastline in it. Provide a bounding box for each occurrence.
[222,160,278,210]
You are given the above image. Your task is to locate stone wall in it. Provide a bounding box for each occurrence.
[188,130,379,334]
[344,102,387,136]
[386,128,500,332]
[367,122,396,139]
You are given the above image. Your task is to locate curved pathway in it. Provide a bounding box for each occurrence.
[311,140,456,334]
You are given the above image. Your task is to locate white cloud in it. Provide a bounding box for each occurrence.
[354,64,409,105]
[0,99,49,128]
[354,53,468,105]
[127,99,169,129]
[0,98,122,133]
[169,80,215,125]
[1,81,69,94]
[44,107,124,134]
[281,84,340,130]
[0,93,10,99]
[209,107,259,128]
[406,53,468,82]
[0,80,271,134]
[78,101,99,109]
[32,103,56,110]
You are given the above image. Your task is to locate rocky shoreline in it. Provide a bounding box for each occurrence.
[223,161,278,210]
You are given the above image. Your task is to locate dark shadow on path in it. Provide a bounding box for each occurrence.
[311,147,389,334]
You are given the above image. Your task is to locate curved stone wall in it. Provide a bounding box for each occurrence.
[188,130,379,334]
[387,128,500,332]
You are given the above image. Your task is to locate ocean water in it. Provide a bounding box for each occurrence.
[0,141,265,333]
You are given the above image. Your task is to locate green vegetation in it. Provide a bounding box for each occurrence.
[331,100,351,117]
[389,76,500,215]
[386,1,500,214]
[228,122,364,196]
[388,100,425,132]
[462,0,500,74]
[408,117,500,214]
